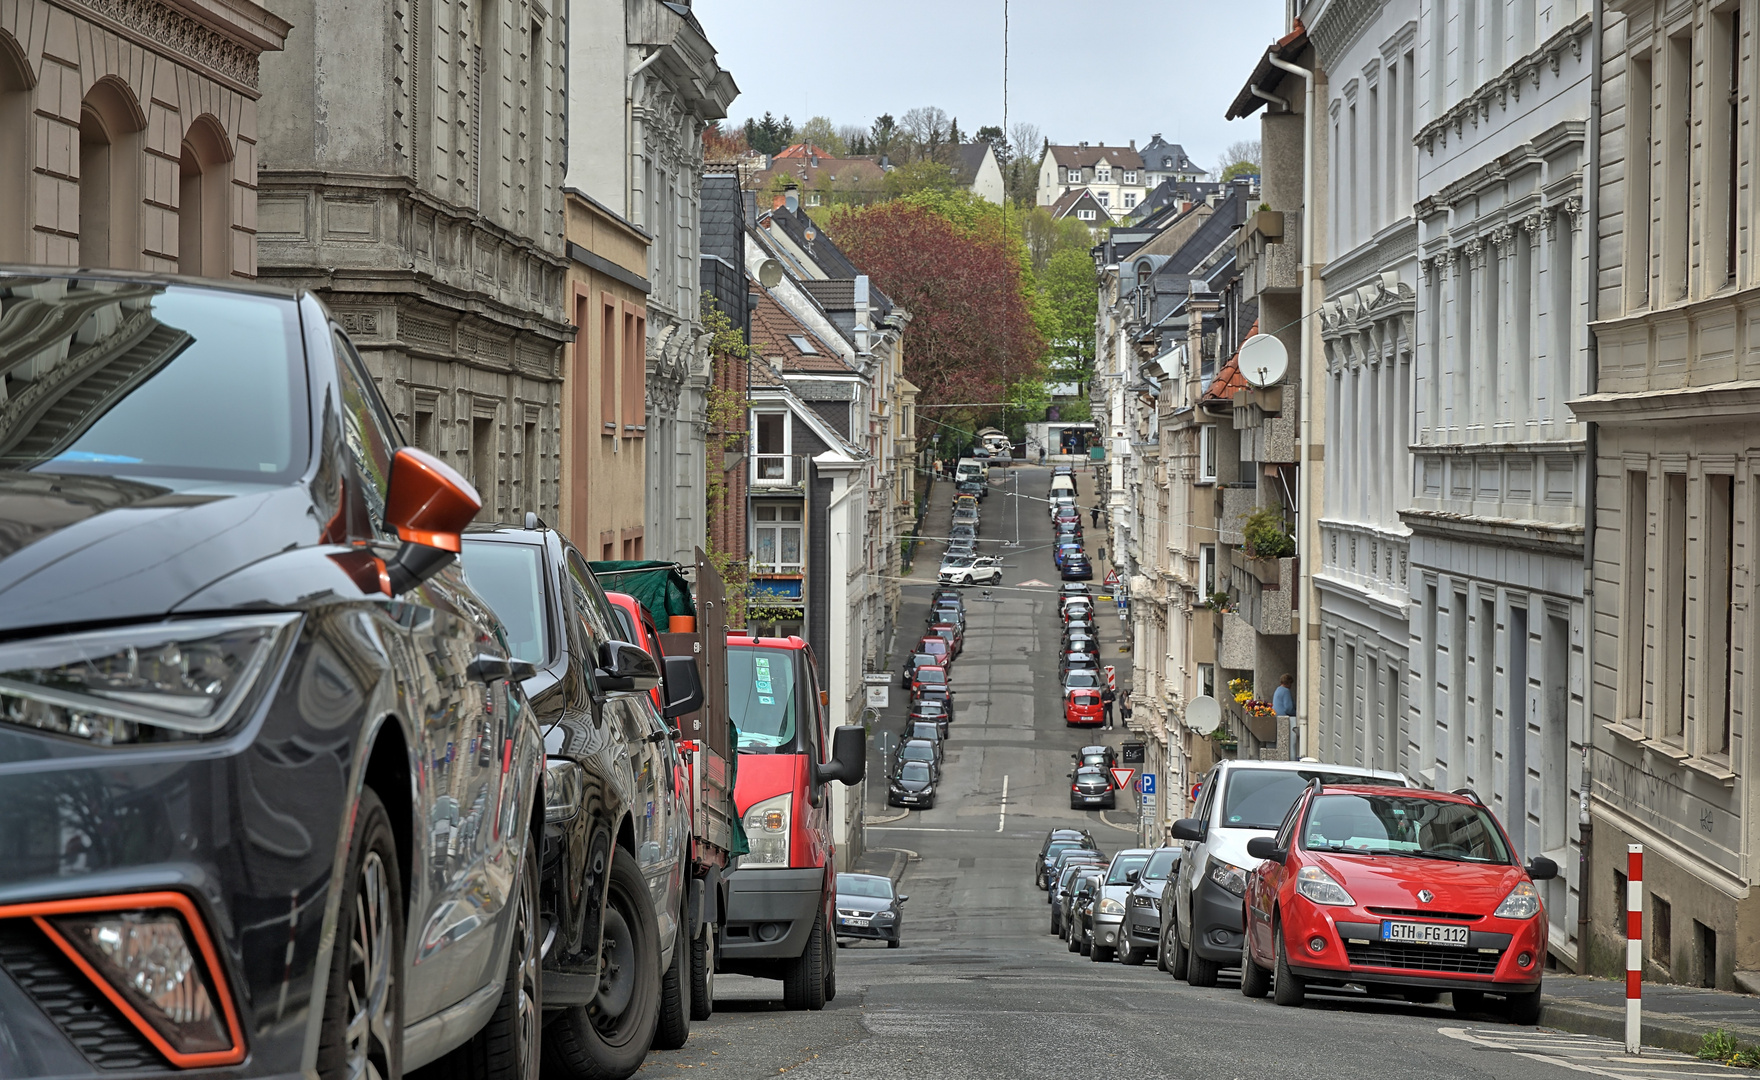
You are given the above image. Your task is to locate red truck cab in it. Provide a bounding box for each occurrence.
[718,635,865,1011]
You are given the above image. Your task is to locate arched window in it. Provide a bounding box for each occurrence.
[179,116,234,276]
[0,32,33,263]
[78,77,145,269]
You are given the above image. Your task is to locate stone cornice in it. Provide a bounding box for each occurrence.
[1400,507,1584,555]
[1569,381,1760,422]
[1310,0,1387,72]
[55,0,285,93]
[1414,14,1592,155]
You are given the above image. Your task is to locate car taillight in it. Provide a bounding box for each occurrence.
[7,892,246,1067]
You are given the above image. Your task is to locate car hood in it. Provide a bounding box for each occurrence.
[0,474,317,633]
[892,777,932,791]
[1308,852,1527,915]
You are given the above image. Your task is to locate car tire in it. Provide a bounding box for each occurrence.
[1166,920,1189,980]
[887,937,901,949]
[1050,910,1060,935]
[1078,931,1092,957]
[1067,928,1080,953]
[823,929,836,1003]
[1186,944,1219,988]
[652,904,690,1050]
[543,848,662,1080]
[317,787,403,1080]
[1091,942,1113,963]
[422,826,542,1080]
[1272,926,1306,1007]
[1452,990,1486,1015]
[1239,931,1271,998]
[780,911,827,1011]
[1156,923,1171,973]
[1120,935,1147,966]
[1505,987,1542,1026]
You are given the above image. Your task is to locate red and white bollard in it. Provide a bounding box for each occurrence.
[1626,843,1644,1054]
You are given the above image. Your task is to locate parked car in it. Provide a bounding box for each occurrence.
[834,873,907,947]
[1059,651,1099,680]
[917,636,952,667]
[1062,555,1094,580]
[941,555,1004,586]
[944,539,978,561]
[1075,745,1118,771]
[1063,617,1096,641]
[952,505,981,531]
[906,719,946,747]
[929,603,967,630]
[930,586,965,607]
[1060,581,1093,598]
[895,737,944,775]
[1063,633,1099,658]
[949,523,978,544]
[0,273,581,1080]
[1067,871,1106,953]
[1239,784,1555,1020]
[1062,668,1103,694]
[1065,689,1104,726]
[909,698,952,737]
[1166,760,1412,988]
[910,663,951,700]
[1050,859,1106,934]
[1070,765,1116,808]
[901,650,938,688]
[1062,599,1095,622]
[1053,541,1083,569]
[928,622,965,658]
[1039,835,1098,889]
[886,759,938,811]
[1123,847,1183,967]
[1085,850,1155,962]
[956,478,987,501]
[914,686,954,714]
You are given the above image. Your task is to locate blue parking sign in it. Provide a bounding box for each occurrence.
[1140,773,1156,795]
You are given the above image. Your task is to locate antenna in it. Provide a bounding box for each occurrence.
[1238,333,1289,389]
[758,259,784,288]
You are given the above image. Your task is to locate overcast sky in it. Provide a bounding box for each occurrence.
[691,0,1286,168]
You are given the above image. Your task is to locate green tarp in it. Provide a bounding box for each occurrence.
[587,560,695,621]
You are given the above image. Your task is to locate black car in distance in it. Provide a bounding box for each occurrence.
[0,272,589,1080]
[1071,765,1117,809]
[887,759,937,810]
[835,873,907,948]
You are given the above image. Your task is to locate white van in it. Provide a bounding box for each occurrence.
[1049,474,1076,497]
[956,457,987,483]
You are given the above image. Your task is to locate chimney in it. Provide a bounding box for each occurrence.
[783,183,799,213]
[853,275,871,353]
[773,192,786,210]
[1129,139,1136,150]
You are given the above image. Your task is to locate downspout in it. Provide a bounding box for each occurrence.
[625,47,664,219]
[1576,0,1603,975]
[1268,49,1317,760]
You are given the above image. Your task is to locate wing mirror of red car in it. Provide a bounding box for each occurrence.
[1526,856,1559,881]
[383,447,481,594]
[1169,818,1205,843]
[1246,836,1287,862]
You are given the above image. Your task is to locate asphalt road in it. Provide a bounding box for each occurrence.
[632,467,1701,1079]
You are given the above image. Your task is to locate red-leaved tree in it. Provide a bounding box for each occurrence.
[826,201,1044,446]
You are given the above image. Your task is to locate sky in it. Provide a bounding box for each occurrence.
[691,0,1286,170]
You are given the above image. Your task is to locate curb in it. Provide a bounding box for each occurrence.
[1538,998,1760,1056]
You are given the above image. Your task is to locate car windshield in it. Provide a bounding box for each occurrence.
[1065,671,1100,688]
[1302,793,1513,863]
[1142,849,1179,880]
[1080,752,1107,766]
[898,761,932,782]
[920,640,947,656]
[459,540,550,664]
[0,279,309,483]
[728,647,798,749]
[942,557,975,568]
[911,722,939,737]
[1075,767,1104,780]
[1220,769,1404,830]
[1107,854,1150,885]
[838,874,893,899]
[1045,840,1083,862]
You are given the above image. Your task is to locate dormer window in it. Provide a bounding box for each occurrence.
[1096,167,1111,183]
[1163,156,1173,167]
[1068,168,1082,183]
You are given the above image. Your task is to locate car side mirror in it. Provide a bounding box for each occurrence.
[1169,818,1205,843]
[816,724,866,786]
[1246,836,1286,862]
[383,447,481,595]
[1527,856,1559,881]
[898,895,909,903]
[467,654,510,683]
[661,653,704,719]
[595,640,661,693]
[509,659,538,681]
[1125,869,1140,885]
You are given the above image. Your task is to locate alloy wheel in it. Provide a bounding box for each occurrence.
[345,852,395,1080]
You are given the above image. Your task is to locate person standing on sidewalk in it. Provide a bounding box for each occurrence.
[1101,685,1116,729]
[1090,504,1101,527]
[1119,690,1133,730]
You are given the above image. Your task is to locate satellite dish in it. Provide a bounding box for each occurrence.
[1184,695,1222,734]
[758,259,784,288]
[1238,333,1289,389]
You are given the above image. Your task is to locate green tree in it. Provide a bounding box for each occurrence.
[870,113,898,159]
[883,159,960,200]
[795,116,847,157]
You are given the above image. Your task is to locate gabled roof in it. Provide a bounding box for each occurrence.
[954,142,994,183]
[1226,21,1309,120]
[1047,144,1145,171]
[747,276,860,377]
[758,206,895,318]
[1049,187,1106,220]
[1203,320,1259,401]
[1141,135,1203,174]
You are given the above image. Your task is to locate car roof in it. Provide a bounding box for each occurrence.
[1212,759,1412,783]
[1079,744,1110,753]
[1074,764,1106,773]
[837,872,889,884]
[1110,848,1154,860]
[1315,783,1472,803]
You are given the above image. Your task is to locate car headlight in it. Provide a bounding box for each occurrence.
[1099,898,1125,916]
[545,760,584,822]
[1494,880,1542,920]
[742,793,791,866]
[0,614,299,746]
[1132,895,1156,908]
[1207,857,1249,897]
[1295,865,1356,906]
[873,911,895,922]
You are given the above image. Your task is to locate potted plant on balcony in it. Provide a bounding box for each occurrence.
[1241,506,1295,563]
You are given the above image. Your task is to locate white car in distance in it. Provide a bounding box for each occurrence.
[939,555,1003,586]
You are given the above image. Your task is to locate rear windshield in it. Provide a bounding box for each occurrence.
[900,743,934,761]
[728,647,798,750]
[916,668,946,685]
[1220,769,1405,830]
[1065,671,1100,689]
[1107,854,1150,885]
[459,540,549,664]
[0,279,308,483]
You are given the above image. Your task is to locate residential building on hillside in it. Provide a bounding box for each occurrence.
[0,0,289,273]
[1128,180,1221,224]
[1577,0,1759,989]
[954,142,1006,203]
[1038,143,1151,219]
[1140,134,1209,188]
[562,190,651,559]
[1049,188,1110,227]
[257,0,570,523]
[1309,0,1420,783]
[565,0,737,564]
[743,145,888,207]
[1404,0,1594,967]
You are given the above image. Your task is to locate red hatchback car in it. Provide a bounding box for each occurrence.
[1065,688,1103,726]
[1240,784,1558,1022]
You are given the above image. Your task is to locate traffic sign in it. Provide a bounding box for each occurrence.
[862,672,892,684]
[1109,767,1135,791]
[1140,773,1156,795]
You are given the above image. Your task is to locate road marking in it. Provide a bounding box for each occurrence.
[1437,1027,1723,1079]
[998,774,1009,832]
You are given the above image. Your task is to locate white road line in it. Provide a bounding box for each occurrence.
[1437,1026,1723,1079]
[998,774,1009,832]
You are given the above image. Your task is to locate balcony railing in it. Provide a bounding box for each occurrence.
[752,454,811,488]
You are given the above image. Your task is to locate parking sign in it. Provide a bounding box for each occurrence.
[1140,773,1156,795]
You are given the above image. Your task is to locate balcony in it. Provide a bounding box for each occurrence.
[1237,208,1301,299]
[751,453,810,490]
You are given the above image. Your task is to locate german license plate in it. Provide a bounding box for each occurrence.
[840,917,868,927]
[1382,920,1468,947]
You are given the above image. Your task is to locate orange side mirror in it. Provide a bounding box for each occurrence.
[385,447,480,552]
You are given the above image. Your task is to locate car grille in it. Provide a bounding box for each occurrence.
[1344,940,1503,975]
[0,921,165,1070]
[1368,906,1482,923]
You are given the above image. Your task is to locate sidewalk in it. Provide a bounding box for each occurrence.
[1540,973,1760,1055]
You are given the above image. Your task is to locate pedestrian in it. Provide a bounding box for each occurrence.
[1273,672,1296,717]
[1090,505,1100,527]
[1038,445,1046,465]
[1120,690,1134,729]
[1101,685,1116,729]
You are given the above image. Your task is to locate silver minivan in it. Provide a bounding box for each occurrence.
[1166,760,1410,987]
